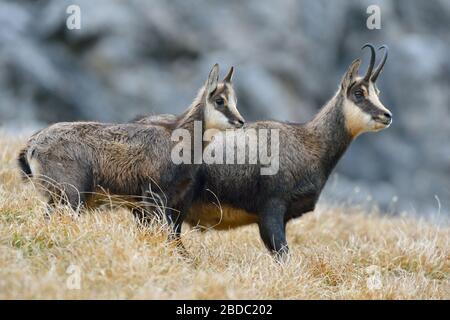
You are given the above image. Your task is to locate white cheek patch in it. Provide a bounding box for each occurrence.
[343,83,392,137]
[204,102,232,130]
[204,84,243,131]
[343,99,372,137]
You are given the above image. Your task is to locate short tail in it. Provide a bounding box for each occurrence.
[17,148,32,180]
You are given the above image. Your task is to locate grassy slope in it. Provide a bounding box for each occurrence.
[0,135,448,299]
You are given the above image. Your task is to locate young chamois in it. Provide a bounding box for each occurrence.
[136,44,392,258]
[18,64,244,247]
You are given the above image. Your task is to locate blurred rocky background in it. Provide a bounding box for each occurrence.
[0,0,449,220]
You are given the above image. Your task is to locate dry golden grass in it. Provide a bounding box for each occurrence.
[0,134,449,299]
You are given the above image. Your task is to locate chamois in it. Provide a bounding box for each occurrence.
[137,44,392,258]
[18,64,244,247]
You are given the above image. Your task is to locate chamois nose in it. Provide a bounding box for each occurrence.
[235,119,245,128]
[375,111,392,126]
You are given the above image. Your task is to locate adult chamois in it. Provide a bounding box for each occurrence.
[18,64,245,248]
[137,44,392,258]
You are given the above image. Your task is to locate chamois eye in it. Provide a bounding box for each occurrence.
[354,90,364,99]
[215,98,225,107]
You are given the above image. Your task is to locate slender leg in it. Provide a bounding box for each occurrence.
[166,203,189,257]
[131,206,152,227]
[34,159,90,216]
[44,198,55,220]
[137,177,191,257]
[166,186,196,258]
[131,192,159,228]
[63,187,87,214]
[258,198,289,259]
[44,181,86,214]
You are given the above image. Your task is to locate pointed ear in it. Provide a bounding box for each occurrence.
[206,63,220,96]
[223,66,234,83]
[341,59,361,91]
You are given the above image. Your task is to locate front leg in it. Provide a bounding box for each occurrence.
[258,198,289,259]
[166,204,190,258]
[165,179,196,257]
[132,189,165,227]
[131,204,156,227]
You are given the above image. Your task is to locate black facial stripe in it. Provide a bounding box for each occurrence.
[210,84,239,122]
[359,100,384,117]
[209,83,241,124]
[220,104,239,122]
[349,82,385,117]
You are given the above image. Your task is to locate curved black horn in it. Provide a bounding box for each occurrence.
[371,45,388,82]
[361,43,376,81]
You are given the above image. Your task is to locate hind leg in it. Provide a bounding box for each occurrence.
[61,183,88,212]
[43,198,55,220]
[36,186,84,219]
[41,181,87,214]
[35,160,92,215]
